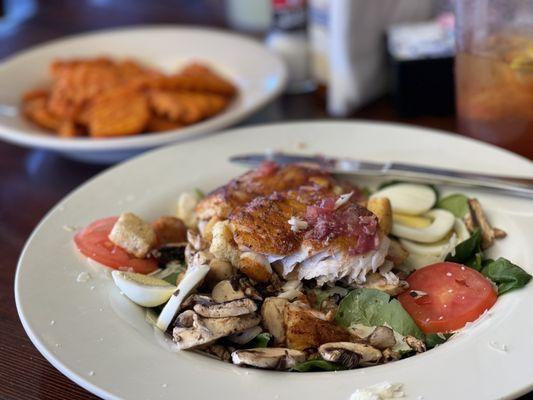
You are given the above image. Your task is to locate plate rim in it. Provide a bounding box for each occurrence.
[14,120,533,400]
[0,24,287,152]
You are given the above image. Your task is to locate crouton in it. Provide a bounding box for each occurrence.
[261,297,289,345]
[284,303,352,351]
[152,215,187,245]
[209,220,240,266]
[109,212,157,258]
[367,197,392,235]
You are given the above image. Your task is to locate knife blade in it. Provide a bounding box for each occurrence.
[229,152,533,199]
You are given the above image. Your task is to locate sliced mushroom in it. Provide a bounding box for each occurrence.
[359,272,409,296]
[382,348,401,363]
[211,279,245,303]
[231,348,306,370]
[156,262,210,332]
[173,310,261,349]
[204,344,233,362]
[187,229,208,251]
[319,342,382,367]
[261,297,289,345]
[404,335,426,353]
[368,326,396,350]
[227,326,263,345]
[206,259,235,284]
[193,298,257,318]
[467,198,506,250]
[277,280,303,300]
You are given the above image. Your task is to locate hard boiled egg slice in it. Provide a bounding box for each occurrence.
[392,209,454,243]
[112,270,176,308]
[156,262,210,332]
[400,218,470,257]
[371,183,436,215]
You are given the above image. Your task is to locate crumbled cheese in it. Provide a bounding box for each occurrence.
[446,272,452,277]
[50,320,55,326]
[76,271,92,283]
[287,216,309,233]
[350,382,405,400]
[62,225,78,232]
[162,383,168,388]
[488,340,508,353]
[88,371,95,376]
[334,191,354,209]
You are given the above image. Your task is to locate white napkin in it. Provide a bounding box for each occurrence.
[327,0,434,116]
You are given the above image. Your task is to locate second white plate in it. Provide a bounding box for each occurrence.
[0,25,287,163]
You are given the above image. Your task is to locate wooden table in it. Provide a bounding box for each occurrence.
[0,1,531,399]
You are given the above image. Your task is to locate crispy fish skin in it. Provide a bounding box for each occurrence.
[195,165,335,221]
[86,88,150,137]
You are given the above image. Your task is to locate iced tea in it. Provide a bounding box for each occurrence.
[456,34,533,157]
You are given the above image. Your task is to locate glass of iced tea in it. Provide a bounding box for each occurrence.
[455,0,533,158]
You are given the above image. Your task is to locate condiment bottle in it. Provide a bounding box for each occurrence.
[265,0,315,93]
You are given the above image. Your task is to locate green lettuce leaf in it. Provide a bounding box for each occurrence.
[291,359,344,372]
[481,257,532,295]
[425,333,452,349]
[437,194,469,218]
[335,288,424,340]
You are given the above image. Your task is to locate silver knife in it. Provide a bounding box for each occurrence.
[230,152,533,199]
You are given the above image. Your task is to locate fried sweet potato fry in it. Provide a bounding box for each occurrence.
[23,97,61,131]
[86,88,150,137]
[145,115,183,132]
[22,57,237,137]
[149,90,229,124]
[151,64,237,97]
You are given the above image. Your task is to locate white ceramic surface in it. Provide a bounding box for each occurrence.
[15,122,533,400]
[0,25,287,163]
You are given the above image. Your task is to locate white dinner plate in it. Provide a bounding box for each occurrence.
[15,122,533,400]
[0,25,286,163]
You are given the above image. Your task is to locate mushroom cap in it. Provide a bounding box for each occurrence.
[318,342,382,366]
[193,297,257,318]
[173,310,261,350]
[231,348,306,370]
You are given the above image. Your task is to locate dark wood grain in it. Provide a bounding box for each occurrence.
[0,1,531,400]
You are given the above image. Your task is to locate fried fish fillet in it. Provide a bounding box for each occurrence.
[195,163,338,221]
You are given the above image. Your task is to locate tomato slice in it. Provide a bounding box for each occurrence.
[74,217,158,274]
[398,262,497,334]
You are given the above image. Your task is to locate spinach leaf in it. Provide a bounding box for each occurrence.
[291,359,344,372]
[481,258,532,295]
[247,332,272,348]
[445,229,481,263]
[335,288,424,340]
[425,333,452,349]
[466,251,484,271]
[437,194,469,218]
[377,180,440,201]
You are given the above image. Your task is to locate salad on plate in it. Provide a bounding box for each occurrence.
[73,162,531,371]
